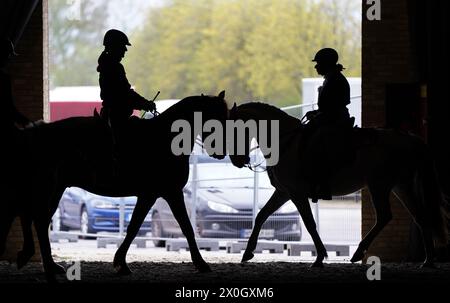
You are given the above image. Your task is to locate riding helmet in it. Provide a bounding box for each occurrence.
[312,48,339,65]
[103,29,131,48]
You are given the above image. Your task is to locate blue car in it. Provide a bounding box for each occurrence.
[56,187,151,236]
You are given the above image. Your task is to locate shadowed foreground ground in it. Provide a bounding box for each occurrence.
[1,261,450,284]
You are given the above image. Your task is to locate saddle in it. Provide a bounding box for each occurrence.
[301,116,358,202]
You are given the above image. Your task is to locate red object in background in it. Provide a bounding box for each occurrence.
[49,86,138,122]
[49,86,102,122]
[50,100,102,122]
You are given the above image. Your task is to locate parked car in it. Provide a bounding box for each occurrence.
[56,187,151,236]
[151,155,302,247]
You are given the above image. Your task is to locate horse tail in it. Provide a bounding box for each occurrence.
[419,147,448,246]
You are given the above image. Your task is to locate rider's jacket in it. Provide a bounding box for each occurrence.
[97,51,148,122]
[317,70,350,124]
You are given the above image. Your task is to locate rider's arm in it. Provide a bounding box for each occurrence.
[100,63,152,111]
[128,88,152,110]
[116,64,153,111]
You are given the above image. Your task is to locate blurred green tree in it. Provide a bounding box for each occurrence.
[49,0,110,88]
[127,0,361,107]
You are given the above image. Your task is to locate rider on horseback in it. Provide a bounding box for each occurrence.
[97,29,155,133]
[304,48,354,202]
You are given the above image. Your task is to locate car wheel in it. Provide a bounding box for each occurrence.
[151,212,166,247]
[80,207,95,239]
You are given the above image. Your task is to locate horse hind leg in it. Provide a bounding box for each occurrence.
[393,185,435,268]
[242,189,289,263]
[34,216,65,283]
[293,198,328,267]
[17,215,36,270]
[0,212,15,256]
[351,184,392,263]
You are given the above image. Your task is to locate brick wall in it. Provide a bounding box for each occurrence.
[1,1,44,263]
[362,0,419,261]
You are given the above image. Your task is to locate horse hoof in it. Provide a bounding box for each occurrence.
[310,261,324,268]
[45,273,58,284]
[115,264,132,276]
[350,249,365,263]
[241,252,254,263]
[52,263,66,274]
[196,262,212,273]
[420,262,436,269]
[17,250,34,270]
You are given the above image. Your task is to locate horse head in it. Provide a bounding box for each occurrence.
[227,102,251,168]
[199,90,228,160]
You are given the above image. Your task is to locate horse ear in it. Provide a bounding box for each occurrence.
[229,102,237,118]
[218,90,225,99]
[201,93,204,97]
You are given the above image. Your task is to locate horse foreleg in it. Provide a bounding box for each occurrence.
[351,186,392,263]
[242,189,289,263]
[34,217,65,283]
[293,198,328,267]
[114,195,156,275]
[165,191,211,273]
[17,215,35,270]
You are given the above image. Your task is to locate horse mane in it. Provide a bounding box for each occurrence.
[153,95,227,123]
[237,102,301,134]
[238,102,299,122]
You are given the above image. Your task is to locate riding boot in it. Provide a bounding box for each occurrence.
[317,181,332,200]
[310,181,332,203]
[310,183,320,203]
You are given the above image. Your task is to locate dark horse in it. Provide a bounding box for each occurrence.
[228,102,448,268]
[0,92,229,281]
[1,112,115,280]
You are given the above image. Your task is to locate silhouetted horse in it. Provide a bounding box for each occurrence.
[111,92,228,275]
[228,102,448,267]
[1,92,228,282]
[0,112,115,281]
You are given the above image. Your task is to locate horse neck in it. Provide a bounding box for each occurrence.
[238,105,300,132]
[150,97,223,150]
[236,106,303,167]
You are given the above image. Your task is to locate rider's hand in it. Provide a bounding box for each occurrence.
[143,101,156,112]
